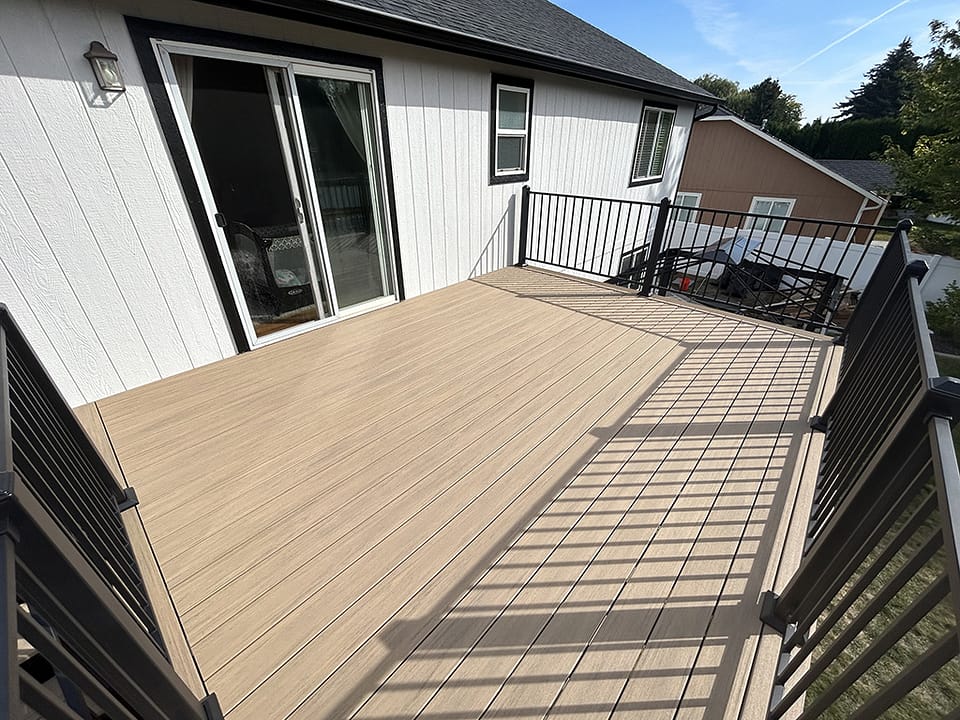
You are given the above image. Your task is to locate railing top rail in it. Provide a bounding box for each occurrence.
[671,204,894,234]
[0,304,126,502]
[527,189,662,208]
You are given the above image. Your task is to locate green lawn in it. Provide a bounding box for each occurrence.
[938,353,960,378]
[801,366,960,717]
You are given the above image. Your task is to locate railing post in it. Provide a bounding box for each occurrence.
[516,185,530,267]
[0,315,19,719]
[640,197,671,297]
[0,515,18,720]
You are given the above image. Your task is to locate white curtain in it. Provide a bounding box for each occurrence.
[171,54,194,121]
[319,79,365,160]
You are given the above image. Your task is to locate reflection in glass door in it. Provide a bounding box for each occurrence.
[160,44,397,346]
[293,73,394,309]
[168,53,329,340]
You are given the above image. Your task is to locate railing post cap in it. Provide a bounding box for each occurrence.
[896,218,914,233]
[904,259,929,280]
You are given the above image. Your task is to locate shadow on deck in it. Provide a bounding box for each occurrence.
[79,267,840,720]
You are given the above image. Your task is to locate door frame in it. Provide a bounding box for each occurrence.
[126,17,405,352]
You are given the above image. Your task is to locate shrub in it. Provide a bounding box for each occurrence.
[927,281,960,353]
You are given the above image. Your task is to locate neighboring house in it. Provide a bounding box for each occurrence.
[678,109,886,233]
[0,0,715,407]
[817,159,897,199]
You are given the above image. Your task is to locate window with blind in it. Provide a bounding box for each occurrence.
[490,75,533,184]
[631,104,676,185]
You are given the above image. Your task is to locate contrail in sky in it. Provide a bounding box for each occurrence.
[783,0,912,76]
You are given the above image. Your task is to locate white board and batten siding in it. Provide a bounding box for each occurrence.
[0,0,695,404]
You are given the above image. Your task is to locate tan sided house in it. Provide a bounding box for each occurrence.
[677,109,887,231]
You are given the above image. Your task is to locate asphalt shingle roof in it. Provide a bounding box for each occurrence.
[231,0,714,101]
[341,0,709,98]
[817,160,897,194]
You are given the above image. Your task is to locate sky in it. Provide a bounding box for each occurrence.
[551,0,960,122]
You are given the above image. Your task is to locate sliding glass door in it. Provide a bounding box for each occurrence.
[157,43,396,346]
[292,71,393,309]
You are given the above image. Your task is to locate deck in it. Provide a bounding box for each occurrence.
[77,267,840,720]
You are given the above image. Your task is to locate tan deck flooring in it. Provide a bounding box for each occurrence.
[87,267,839,719]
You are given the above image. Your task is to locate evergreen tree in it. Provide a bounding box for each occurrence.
[835,38,919,119]
[885,21,960,217]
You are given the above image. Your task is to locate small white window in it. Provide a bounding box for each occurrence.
[632,105,676,183]
[748,196,795,233]
[675,192,701,222]
[492,81,532,181]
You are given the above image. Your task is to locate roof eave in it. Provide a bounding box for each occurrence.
[195,0,718,104]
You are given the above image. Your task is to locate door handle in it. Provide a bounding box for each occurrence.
[294,198,305,224]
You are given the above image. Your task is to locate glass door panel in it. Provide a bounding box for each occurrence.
[170,53,328,339]
[293,74,394,309]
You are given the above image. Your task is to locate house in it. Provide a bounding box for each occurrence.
[817,159,897,199]
[677,109,887,232]
[5,3,959,720]
[0,0,715,408]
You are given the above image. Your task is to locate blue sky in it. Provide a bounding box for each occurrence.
[552,0,960,121]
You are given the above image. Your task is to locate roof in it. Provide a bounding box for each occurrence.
[699,114,885,205]
[817,160,897,194]
[203,0,716,103]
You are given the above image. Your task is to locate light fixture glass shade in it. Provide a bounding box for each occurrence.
[84,41,125,92]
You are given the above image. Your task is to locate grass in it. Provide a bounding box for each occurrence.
[805,488,960,718]
[938,353,960,378]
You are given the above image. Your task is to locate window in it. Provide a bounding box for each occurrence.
[490,75,533,183]
[748,196,796,233]
[675,192,701,222]
[631,104,676,184]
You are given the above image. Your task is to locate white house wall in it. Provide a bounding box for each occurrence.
[0,0,695,404]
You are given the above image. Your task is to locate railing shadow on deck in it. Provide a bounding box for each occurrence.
[319,281,834,719]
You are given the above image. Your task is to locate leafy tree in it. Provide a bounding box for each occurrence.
[835,39,919,120]
[884,20,960,218]
[692,73,751,115]
[743,78,802,133]
[692,74,801,132]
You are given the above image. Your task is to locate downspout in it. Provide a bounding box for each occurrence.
[847,195,886,242]
[675,103,719,203]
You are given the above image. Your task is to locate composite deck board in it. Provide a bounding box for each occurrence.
[91,267,837,719]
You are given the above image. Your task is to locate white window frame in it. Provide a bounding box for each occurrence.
[675,192,701,223]
[748,196,796,234]
[492,82,531,179]
[631,104,677,184]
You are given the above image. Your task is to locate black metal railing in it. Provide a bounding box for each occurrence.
[0,307,220,719]
[758,225,960,718]
[517,187,893,333]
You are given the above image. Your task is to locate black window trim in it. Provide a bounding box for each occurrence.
[125,16,406,353]
[489,73,534,186]
[628,100,678,188]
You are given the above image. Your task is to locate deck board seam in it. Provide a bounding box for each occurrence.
[271,333,699,718]
[176,311,631,622]
[212,321,672,697]
[347,313,742,717]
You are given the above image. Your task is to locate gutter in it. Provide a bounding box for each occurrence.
[693,102,720,121]
[197,0,719,105]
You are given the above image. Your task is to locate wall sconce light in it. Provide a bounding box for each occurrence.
[84,41,125,92]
